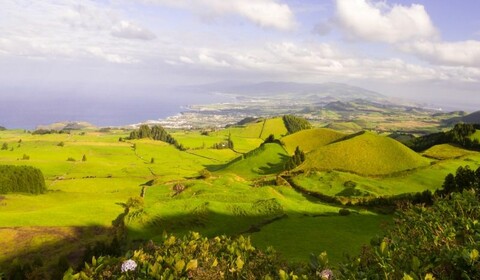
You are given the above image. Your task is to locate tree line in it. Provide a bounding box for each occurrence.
[0,165,46,194]
[128,124,185,151]
[284,146,305,170]
[282,115,312,134]
[407,123,480,152]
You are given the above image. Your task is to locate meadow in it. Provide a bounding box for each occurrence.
[0,117,477,274]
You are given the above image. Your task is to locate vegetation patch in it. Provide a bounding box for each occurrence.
[0,165,46,194]
[282,115,312,134]
[129,124,185,151]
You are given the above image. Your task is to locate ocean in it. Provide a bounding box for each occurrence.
[1,89,233,129]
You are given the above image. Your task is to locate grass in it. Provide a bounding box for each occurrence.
[299,132,431,175]
[129,174,385,265]
[2,124,467,268]
[422,144,475,160]
[325,122,362,132]
[470,130,480,142]
[251,214,391,264]
[215,143,289,179]
[282,128,346,154]
[294,150,480,197]
[220,117,288,140]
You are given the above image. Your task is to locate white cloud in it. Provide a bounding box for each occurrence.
[111,20,156,40]
[401,40,480,67]
[162,41,480,83]
[86,47,139,64]
[179,56,194,64]
[335,0,437,43]
[141,0,296,30]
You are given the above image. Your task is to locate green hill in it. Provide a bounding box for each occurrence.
[217,143,289,178]
[445,110,480,125]
[298,132,430,175]
[422,144,475,160]
[282,128,346,154]
[325,121,362,133]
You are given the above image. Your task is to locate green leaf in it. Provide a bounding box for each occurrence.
[424,273,435,280]
[175,259,185,273]
[471,249,479,262]
[380,240,387,255]
[186,259,198,271]
[236,256,244,270]
[412,256,421,272]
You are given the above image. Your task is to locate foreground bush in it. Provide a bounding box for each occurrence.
[64,232,328,279]
[339,190,480,279]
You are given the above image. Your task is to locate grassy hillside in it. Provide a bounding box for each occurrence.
[282,128,346,154]
[299,132,430,175]
[422,144,475,160]
[325,121,362,133]
[216,143,289,178]
[220,117,288,140]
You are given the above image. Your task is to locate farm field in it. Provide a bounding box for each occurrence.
[1,118,478,275]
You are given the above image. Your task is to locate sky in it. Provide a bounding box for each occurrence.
[1,0,480,127]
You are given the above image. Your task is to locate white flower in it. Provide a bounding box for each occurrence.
[121,259,137,272]
[319,269,333,280]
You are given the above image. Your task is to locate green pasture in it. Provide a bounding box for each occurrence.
[294,150,480,197]
[251,214,391,264]
[299,132,430,175]
[4,123,478,268]
[128,174,386,265]
[216,143,289,178]
[422,143,476,160]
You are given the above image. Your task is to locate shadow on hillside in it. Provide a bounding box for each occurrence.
[204,153,290,175]
[0,225,113,278]
[131,206,295,245]
[258,153,290,175]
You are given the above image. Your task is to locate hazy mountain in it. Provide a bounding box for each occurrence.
[208,81,387,101]
[445,110,480,125]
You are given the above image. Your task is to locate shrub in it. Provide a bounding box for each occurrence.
[339,191,480,279]
[64,232,319,279]
[0,165,46,194]
[67,157,75,162]
[198,169,211,179]
[1,143,7,150]
[282,115,312,134]
[82,154,87,162]
[57,141,64,147]
[22,154,30,160]
[338,208,351,216]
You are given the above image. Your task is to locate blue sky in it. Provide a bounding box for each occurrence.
[1,0,479,114]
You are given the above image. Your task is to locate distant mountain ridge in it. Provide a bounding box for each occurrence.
[218,81,386,101]
[445,110,480,125]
